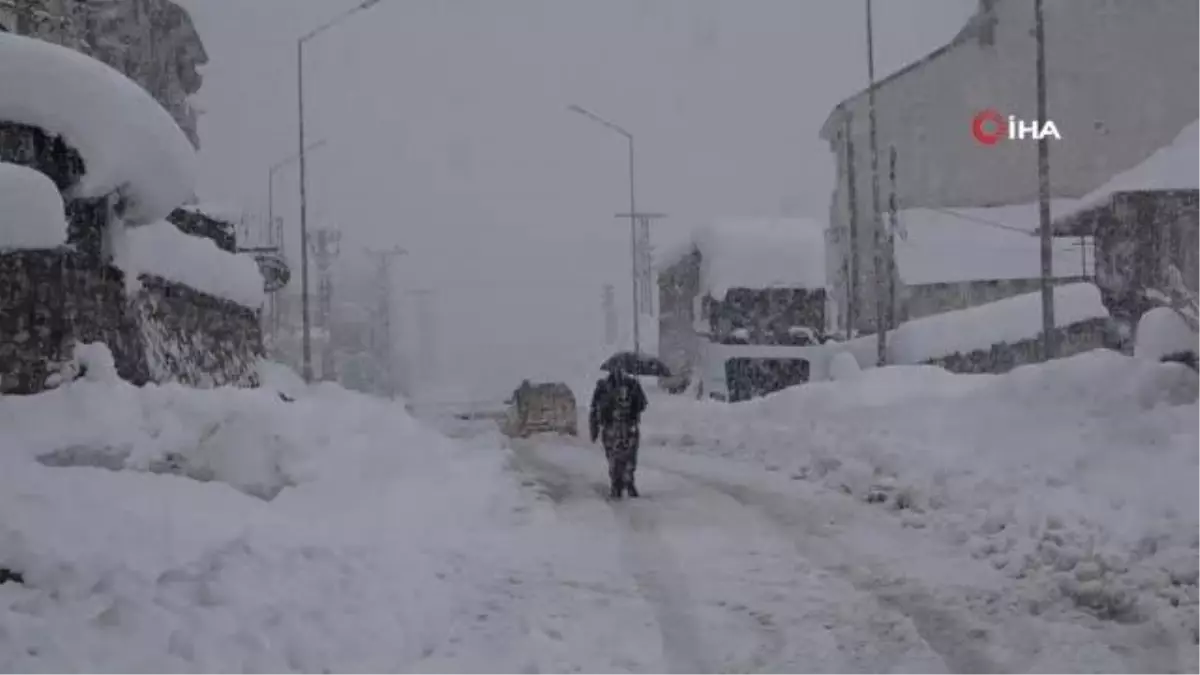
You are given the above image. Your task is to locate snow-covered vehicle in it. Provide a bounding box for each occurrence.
[502,380,578,438]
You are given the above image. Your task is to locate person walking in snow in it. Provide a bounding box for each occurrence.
[589,366,648,499]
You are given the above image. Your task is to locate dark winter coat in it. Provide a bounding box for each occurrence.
[588,371,648,442]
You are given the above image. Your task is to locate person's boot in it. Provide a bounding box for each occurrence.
[609,481,623,500]
[625,476,639,498]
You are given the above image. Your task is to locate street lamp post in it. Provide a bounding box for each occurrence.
[297,0,384,383]
[567,104,643,354]
[267,139,325,346]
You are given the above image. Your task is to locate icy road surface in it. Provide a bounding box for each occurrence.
[497,433,1186,674]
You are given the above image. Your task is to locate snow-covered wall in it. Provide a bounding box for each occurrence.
[0,248,261,394]
[824,0,1199,332]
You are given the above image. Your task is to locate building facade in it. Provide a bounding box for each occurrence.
[822,0,1199,333]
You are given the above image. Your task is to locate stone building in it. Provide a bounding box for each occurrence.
[0,0,207,147]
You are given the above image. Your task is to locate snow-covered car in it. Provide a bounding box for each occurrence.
[502,381,578,438]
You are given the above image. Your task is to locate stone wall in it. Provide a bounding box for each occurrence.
[0,248,261,394]
[924,317,1117,375]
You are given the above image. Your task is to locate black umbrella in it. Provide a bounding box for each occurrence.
[600,351,672,377]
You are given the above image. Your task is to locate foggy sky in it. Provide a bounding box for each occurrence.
[179,0,976,400]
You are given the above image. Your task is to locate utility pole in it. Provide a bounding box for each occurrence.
[865,0,887,366]
[365,245,407,399]
[309,227,341,381]
[409,289,436,396]
[888,145,898,331]
[843,114,860,339]
[614,211,667,352]
[1035,0,1057,359]
[602,283,617,346]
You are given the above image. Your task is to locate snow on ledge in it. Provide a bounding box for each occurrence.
[112,221,265,308]
[888,282,1110,364]
[0,33,196,225]
[0,162,67,250]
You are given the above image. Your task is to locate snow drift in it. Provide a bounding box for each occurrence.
[0,162,68,250]
[0,32,196,225]
[0,351,553,671]
[643,351,1199,647]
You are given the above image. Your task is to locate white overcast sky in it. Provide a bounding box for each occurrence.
[179,0,976,399]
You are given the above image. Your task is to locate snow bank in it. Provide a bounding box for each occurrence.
[0,162,67,249]
[894,202,1088,285]
[0,349,560,671]
[112,220,265,308]
[888,282,1110,363]
[644,351,1199,645]
[1070,120,1199,215]
[1135,306,1198,362]
[833,282,1110,368]
[0,33,196,225]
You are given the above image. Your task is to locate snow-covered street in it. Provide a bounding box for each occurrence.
[0,348,1194,673]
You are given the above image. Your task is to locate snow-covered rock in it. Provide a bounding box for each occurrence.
[0,32,196,224]
[0,162,67,249]
[111,220,264,308]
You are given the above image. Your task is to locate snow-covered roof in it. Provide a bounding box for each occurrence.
[111,221,265,308]
[0,162,68,250]
[1067,120,1199,216]
[0,33,196,225]
[655,218,826,299]
[895,202,1090,286]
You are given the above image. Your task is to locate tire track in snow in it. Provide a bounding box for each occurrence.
[508,439,712,672]
[652,462,1003,674]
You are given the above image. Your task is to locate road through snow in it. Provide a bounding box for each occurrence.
[505,434,1186,674]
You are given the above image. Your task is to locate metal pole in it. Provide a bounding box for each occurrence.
[844,115,860,338]
[866,0,886,366]
[888,145,898,330]
[628,135,640,355]
[297,38,313,383]
[1035,0,1056,359]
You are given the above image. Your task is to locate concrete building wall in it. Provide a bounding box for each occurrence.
[824,0,1199,331]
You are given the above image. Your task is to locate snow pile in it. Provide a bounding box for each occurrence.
[0,32,195,224]
[887,282,1110,363]
[643,351,1199,645]
[894,202,1088,285]
[834,282,1110,368]
[1135,307,1198,362]
[112,220,264,308]
[0,351,561,671]
[1071,119,1199,215]
[0,162,68,250]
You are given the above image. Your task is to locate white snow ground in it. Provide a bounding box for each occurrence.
[2,346,1196,672]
